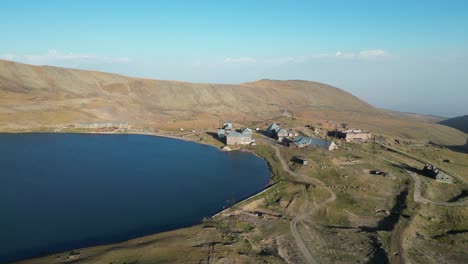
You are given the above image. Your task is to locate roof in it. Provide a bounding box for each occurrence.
[227,131,250,138]
[277,128,288,135]
[294,136,335,149]
[342,129,369,134]
[223,122,233,130]
[267,123,280,132]
[242,128,252,134]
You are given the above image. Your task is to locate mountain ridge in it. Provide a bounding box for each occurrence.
[0,59,466,145]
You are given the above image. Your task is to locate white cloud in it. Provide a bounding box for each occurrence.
[223,56,309,65]
[335,51,356,59]
[357,49,387,58]
[224,57,257,64]
[1,50,131,67]
[223,49,389,65]
[264,56,309,65]
[335,49,388,59]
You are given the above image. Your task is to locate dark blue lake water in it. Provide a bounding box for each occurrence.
[0,133,270,263]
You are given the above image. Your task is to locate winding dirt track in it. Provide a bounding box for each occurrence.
[351,147,467,264]
[353,148,468,206]
[267,138,464,264]
[406,171,468,206]
[272,145,336,264]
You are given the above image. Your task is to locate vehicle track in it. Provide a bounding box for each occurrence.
[272,145,336,264]
[350,147,468,264]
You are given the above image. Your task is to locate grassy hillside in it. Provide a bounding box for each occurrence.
[0,59,466,145]
[439,115,468,134]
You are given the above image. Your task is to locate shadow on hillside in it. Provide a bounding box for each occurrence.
[359,182,409,233]
[389,163,435,180]
[444,144,468,155]
[430,139,468,155]
[446,190,468,203]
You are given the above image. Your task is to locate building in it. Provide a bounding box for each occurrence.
[329,129,371,143]
[218,122,233,139]
[266,123,280,136]
[344,129,371,142]
[223,122,233,130]
[226,131,252,145]
[294,156,308,165]
[276,128,288,141]
[422,164,453,183]
[266,123,289,141]
[291,136,337,151]
[217,128,226,139]
[241,127,252,136]
[287,129,299,137]
[435,173,453,183]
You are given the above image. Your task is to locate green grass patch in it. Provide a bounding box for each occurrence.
[249,144,287,181]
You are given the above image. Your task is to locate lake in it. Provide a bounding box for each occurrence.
[0,133,270,263]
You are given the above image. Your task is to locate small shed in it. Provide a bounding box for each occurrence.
[277,128,288,140]
[217,128,226,139]
[295,156,308,165]
[288,129,299,137]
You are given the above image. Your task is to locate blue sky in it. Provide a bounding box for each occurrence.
[1,0,467,117]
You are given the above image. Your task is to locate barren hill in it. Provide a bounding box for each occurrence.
[0,59,466,145]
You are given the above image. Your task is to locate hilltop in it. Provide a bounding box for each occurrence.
[439,115,468,134]
[0,59,466,145]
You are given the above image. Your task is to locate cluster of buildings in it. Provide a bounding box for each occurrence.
[266,123,298,141]
[328,129,371,143]
[216,120,370,151]
[218,122,254,145]
[266,123,337,151]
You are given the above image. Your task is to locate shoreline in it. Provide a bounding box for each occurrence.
[1,129,276,264]
[0,128,231,152]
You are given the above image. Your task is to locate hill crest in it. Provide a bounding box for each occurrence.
[0,59,466,145]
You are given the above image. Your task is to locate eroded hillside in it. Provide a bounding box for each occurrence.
[0,59,466,145]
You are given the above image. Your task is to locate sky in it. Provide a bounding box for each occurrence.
[1,0,467,117]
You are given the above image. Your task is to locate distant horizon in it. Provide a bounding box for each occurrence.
[1,0,467,117]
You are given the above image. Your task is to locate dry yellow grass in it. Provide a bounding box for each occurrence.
[1,59,465,146]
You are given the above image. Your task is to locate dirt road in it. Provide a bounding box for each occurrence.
[351,147,467,264]
[406,171,468,206]
[272,145,336,264]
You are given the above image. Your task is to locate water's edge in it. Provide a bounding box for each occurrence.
[1,131,273,264]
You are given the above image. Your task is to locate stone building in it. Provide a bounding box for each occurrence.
[266,123,290,141]
[329,129,371,143]
[217,122,233,139]
[226,131,252,145]
[291,136,337,151]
